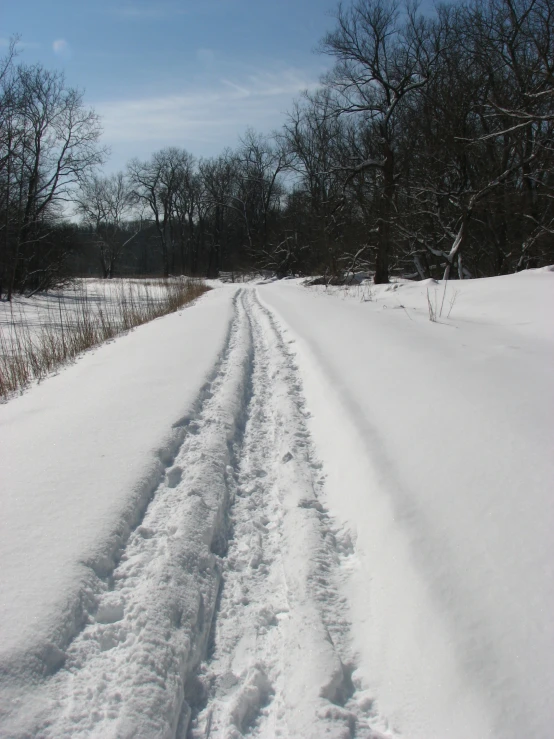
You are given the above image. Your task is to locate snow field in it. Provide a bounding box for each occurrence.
[0,279,187,348]
[259,273,554,739]
[0,278,207,398]
[1,270,552,739]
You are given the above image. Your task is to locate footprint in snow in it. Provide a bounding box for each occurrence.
[166,465,183,488]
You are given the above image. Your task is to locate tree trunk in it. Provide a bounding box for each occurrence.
[444,212,469,280]
[375,143,393,284]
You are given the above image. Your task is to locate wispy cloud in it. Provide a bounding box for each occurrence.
[110,0,234,20]
[94,66,320,157]
[220,78,249,96]
[111,3,168,19]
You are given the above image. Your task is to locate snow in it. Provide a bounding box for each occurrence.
[0,270,553,738]
[0,286,237,730]
[259,269,554,739]
[0,279,182,348]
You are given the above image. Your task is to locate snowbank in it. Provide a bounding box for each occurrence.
[0,287,237,701]
[259,269,554,739]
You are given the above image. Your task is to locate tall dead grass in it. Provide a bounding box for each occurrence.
[0,278,209,400]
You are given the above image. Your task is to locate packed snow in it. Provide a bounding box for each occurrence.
[0,270,553,738]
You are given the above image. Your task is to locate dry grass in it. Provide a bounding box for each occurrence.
[0,278,209,400]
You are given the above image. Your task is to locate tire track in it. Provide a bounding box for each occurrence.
[189,289,392,739]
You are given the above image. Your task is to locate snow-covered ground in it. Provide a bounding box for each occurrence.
[0,270,553,738]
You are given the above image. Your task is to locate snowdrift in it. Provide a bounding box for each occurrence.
[260,268,554,738]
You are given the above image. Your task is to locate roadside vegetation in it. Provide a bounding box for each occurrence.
[0,278,209,399]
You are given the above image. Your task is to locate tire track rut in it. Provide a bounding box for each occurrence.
[188,290,390,739]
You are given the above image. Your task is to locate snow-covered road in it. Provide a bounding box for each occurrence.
[188,290,381,738]
[2,289,388,738]
[1,273,553,739]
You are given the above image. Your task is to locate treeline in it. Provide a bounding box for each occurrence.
[2,0,554,296]
[0,39,105,297]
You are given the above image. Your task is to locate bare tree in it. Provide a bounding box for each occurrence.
[0,62,105,297]
[128,148,191,277]
[395,0,554,279]
[75,172,134,278]
[235,130,289,255]
[199,152,241,277]
[282,90,351,277]
[171,151,199,274]
[320,0,443,282]
[468,0,554,272]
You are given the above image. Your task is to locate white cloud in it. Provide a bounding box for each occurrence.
[94,66,321,160]
[220,78,249,96]
[52,39,71,57]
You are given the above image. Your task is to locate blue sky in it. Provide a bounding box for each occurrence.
[2,0,343,172]
[2,0,435,173]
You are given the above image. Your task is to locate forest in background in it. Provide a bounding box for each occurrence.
[1,0,554,297]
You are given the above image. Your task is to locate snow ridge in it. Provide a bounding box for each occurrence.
[4,289,250,738]
[4,288,392,739]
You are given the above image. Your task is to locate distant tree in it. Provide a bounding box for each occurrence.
[171,150,199,274]
[75,173,135,278]
[234,130,290,262]
[199,152,241,277]
[128,148,191,277]
[282,91,350,277]
[0,60,105,297]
